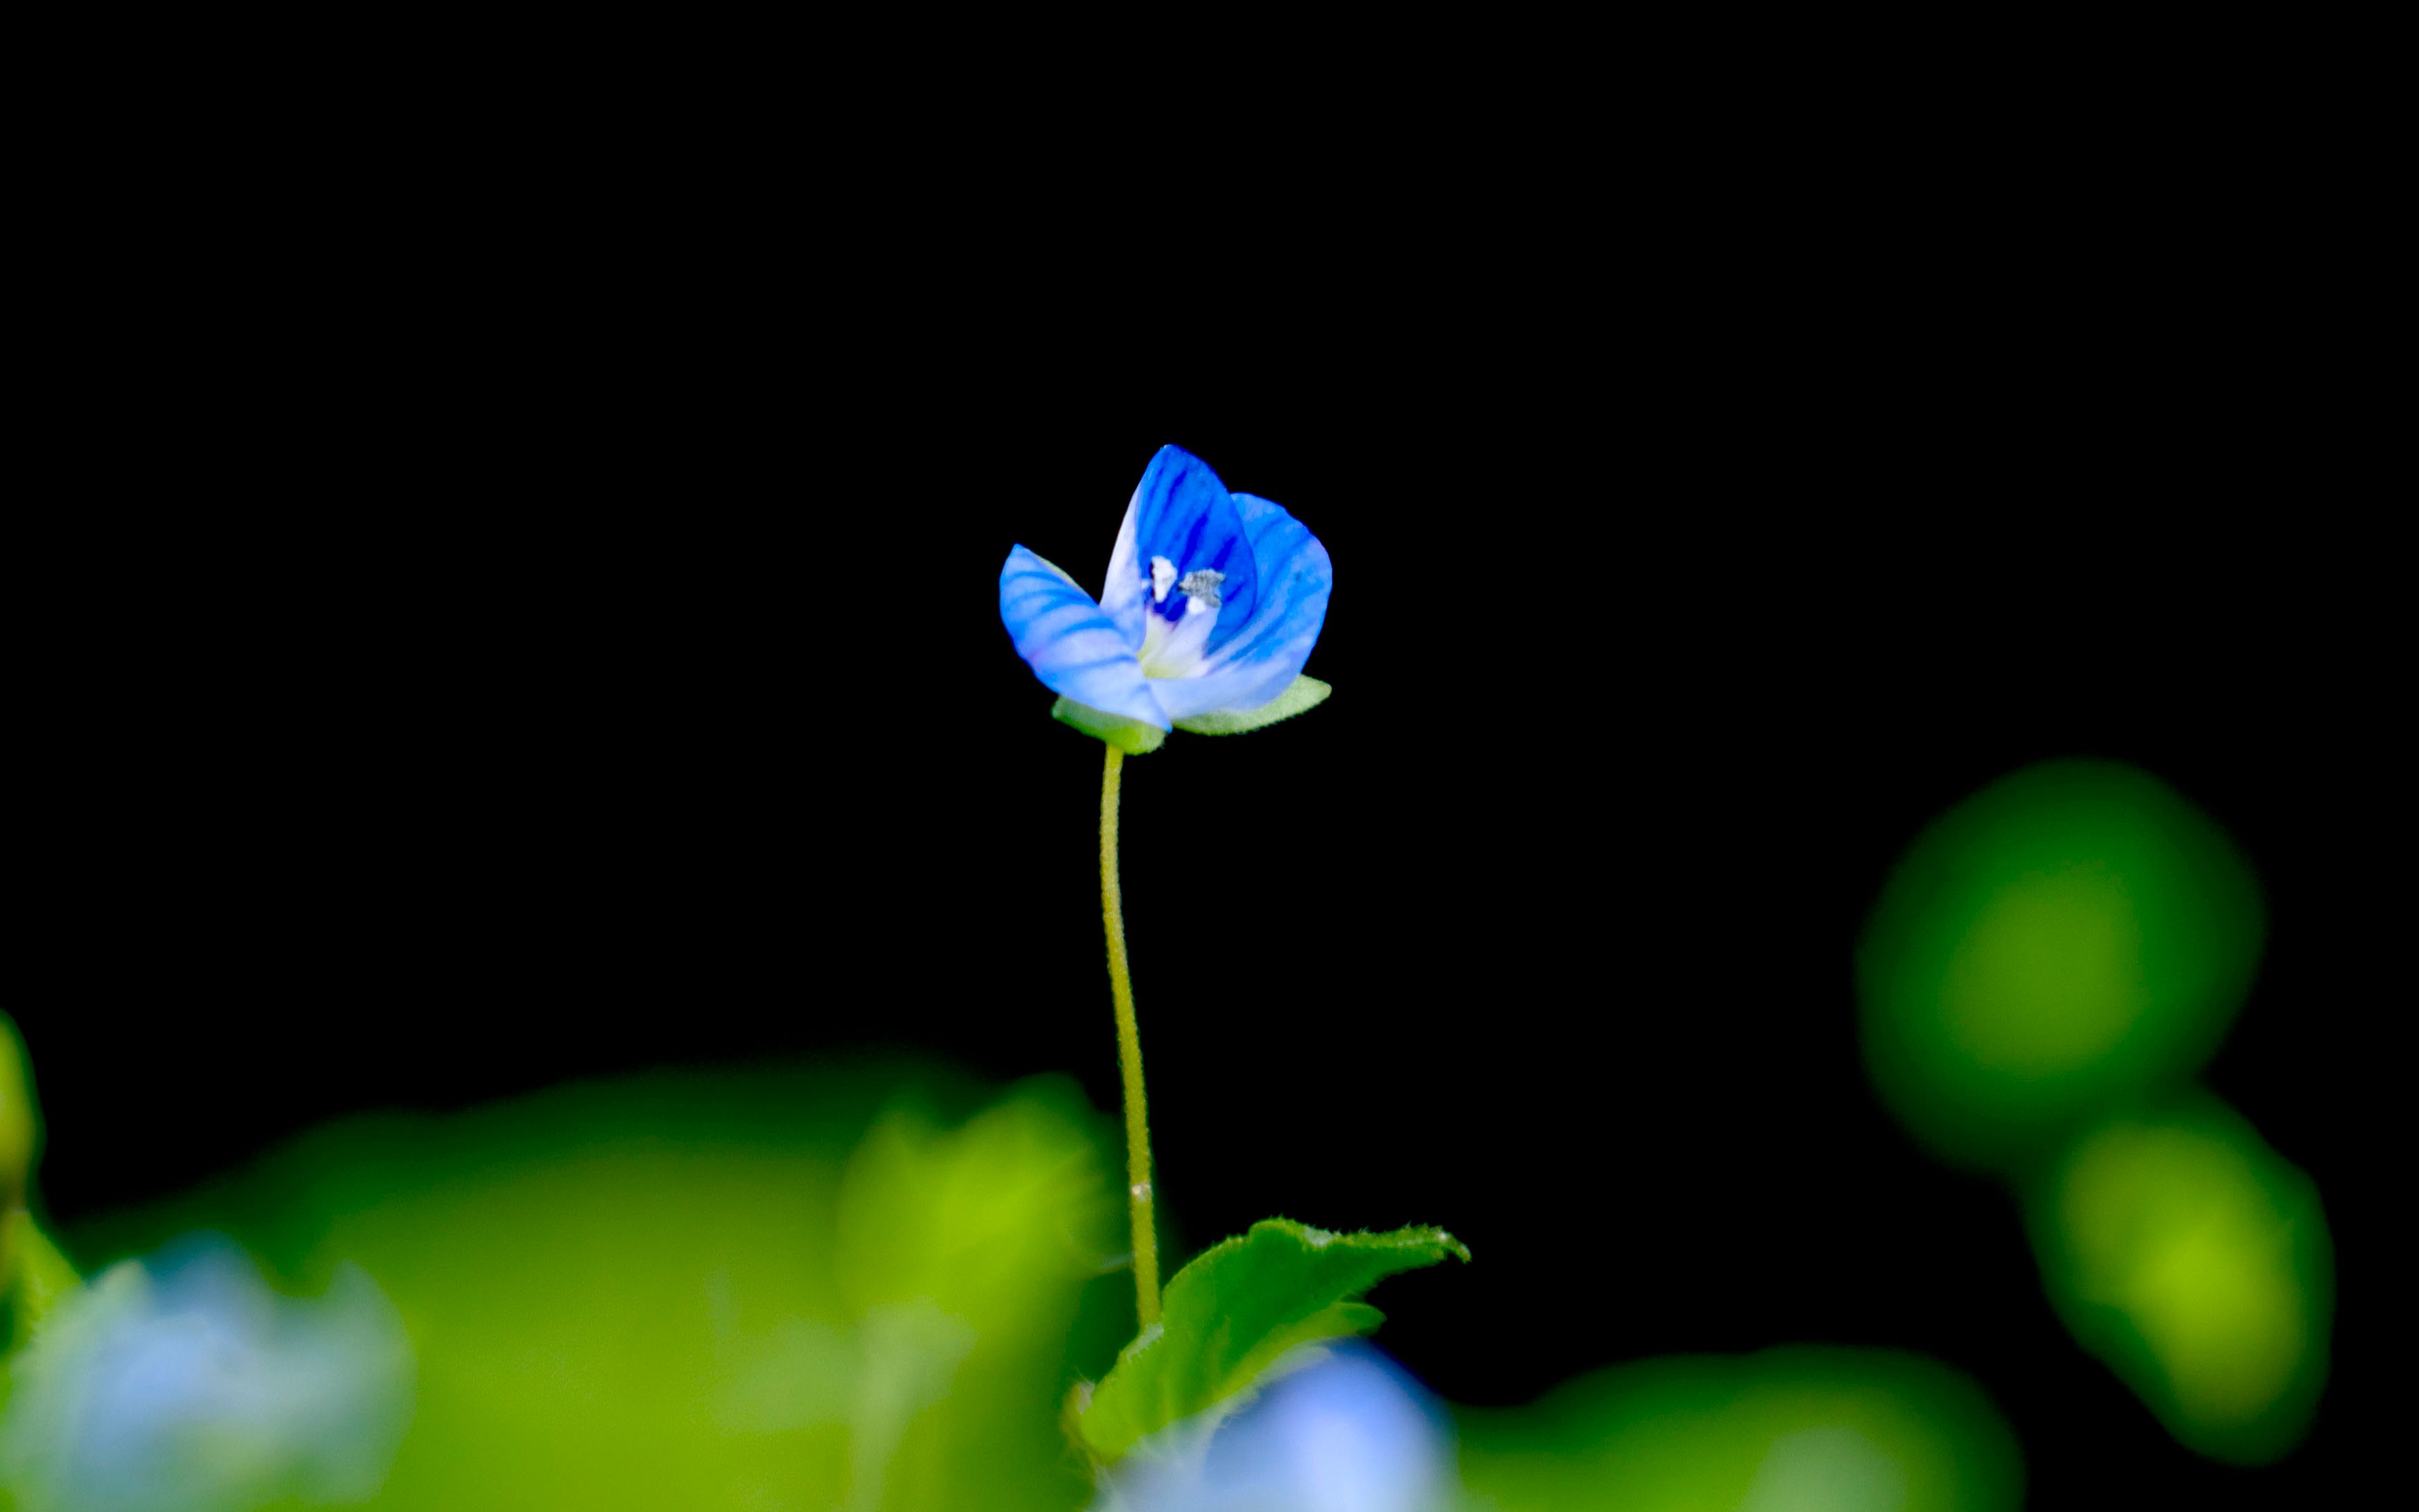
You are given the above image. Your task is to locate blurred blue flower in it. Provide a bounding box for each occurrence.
[1000,445,1333,732]
[1098,1343,1455,1512]
[0,1235,412,1512]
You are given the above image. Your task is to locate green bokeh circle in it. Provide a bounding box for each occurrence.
[2024,1095,2332,1463]
[1856,761,2263,1168]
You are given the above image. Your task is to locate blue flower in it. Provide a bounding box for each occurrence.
[1096,1343,1456,1512]
[0,1235,414,1512]
[999,445,1333,743]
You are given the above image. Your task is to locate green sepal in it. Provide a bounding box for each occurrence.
[1051,698,1168,755]
[1173,675,1332,736]
[1075,1218,1468,1464]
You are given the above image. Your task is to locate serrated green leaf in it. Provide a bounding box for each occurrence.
[1051,697,1167,754]
[1172,675,1332,736]
[1076,1217,1468,1463]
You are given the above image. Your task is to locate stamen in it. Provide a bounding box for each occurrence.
[1177,569,1225,610]
[1149,557,1177,604]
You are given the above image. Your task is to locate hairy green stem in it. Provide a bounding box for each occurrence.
[1100,745,1160,1327]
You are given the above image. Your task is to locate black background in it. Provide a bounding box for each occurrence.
[16,124,2388,1508]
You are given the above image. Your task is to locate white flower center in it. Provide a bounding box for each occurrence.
[1139,560,1228,677]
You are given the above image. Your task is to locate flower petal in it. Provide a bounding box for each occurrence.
[1142,491,1332,722]
[1000,546,1169,729]
[1100,446,1262,657]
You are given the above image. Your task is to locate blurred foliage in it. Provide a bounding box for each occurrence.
[0,1216,76,1359]
[1455,1347,2023,1512]
[1076,1219,1466,1465]
[47,1064,1126,1512]
[0,1054,2054,1511]
[1857,760,2263,1170]
[1,1012,78,1435]
[0,1020,34,1213]
[1857,758,2332,1466]
[2023,1095,2331,1464]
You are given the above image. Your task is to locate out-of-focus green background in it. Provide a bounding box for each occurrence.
[10,1060,2045,1511]
[4,737,2355,1512]
[28,1067,1132,1511]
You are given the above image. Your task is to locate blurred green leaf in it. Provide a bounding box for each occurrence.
[1,1216,78,1359]
[1075,1218,1467,1464]
[49,1065,1120,1512]
[2023,1093,2331,1464]
[0,1018,35,1213]
[1856,760,2265,1170]
[1457,1347,2025,1512]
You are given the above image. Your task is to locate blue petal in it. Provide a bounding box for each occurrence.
[1105,1344,1452,1511]
[1144,490,1332,722]
[1100,446,1261,656]
[0,1237,414,1511]
[1000,546,1169,729]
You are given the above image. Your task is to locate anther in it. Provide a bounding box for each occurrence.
[1177,569,1225,610]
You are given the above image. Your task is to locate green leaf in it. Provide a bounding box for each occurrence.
[1172,675,1332,736]
[1051,697,1167,754]
[1075,1218,1468,1463]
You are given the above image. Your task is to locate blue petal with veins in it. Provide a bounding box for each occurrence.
[1102,446,1261,654]
[999,546,1170,729]
[1144,489,1332,722]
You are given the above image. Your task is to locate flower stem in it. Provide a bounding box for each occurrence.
[1100,744,1161,1328]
